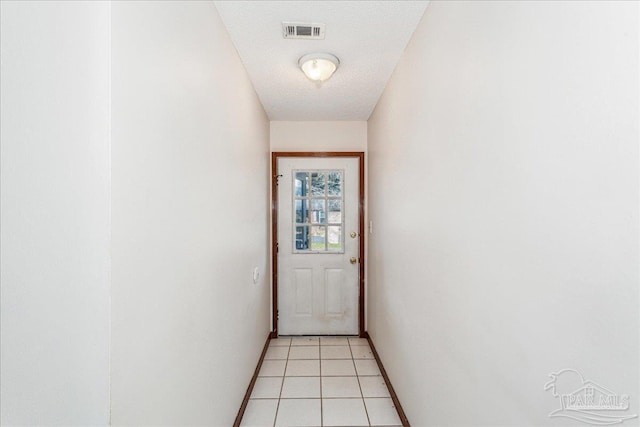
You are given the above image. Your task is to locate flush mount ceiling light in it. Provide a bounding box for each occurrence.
[298,53,340,83]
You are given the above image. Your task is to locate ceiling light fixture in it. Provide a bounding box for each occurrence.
[298,53,340,83]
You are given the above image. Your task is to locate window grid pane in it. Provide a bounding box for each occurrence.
[293,169,343,253]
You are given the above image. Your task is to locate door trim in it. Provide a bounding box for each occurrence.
[272,152,365,337]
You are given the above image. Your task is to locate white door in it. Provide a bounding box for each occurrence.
[277,157,360,335]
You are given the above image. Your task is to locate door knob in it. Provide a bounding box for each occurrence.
[350,257,357,264]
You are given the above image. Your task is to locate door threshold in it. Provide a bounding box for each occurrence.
[277,334,359,337]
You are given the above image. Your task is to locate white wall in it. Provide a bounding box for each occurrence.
[367,1,638,425]
[271,121,367,152]
[0,2,111,425]
[111,2,270,425]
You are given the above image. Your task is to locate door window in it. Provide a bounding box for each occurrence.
[293,170,344,252]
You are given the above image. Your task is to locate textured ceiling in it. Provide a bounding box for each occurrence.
[214,1,429,120]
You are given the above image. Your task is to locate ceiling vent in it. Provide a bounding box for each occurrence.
[282,22,325,39]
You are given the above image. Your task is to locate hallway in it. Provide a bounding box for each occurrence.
[240,337,402,427]
[1,1,638,426]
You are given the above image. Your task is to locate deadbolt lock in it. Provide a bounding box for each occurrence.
[350,231,358,238]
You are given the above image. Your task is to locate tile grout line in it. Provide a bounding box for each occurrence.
[272,339,291,427]
[349,338,372,427]
[319,338,323,427]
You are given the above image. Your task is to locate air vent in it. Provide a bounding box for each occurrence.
[282,22,325,39]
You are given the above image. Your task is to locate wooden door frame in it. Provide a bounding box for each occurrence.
[272,152,366,338]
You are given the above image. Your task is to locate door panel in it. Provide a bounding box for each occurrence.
[325,269,344,316]
[294,269,313,315]
[277,157,359,335]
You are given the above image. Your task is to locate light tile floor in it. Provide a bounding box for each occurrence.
[241,336,403,427]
